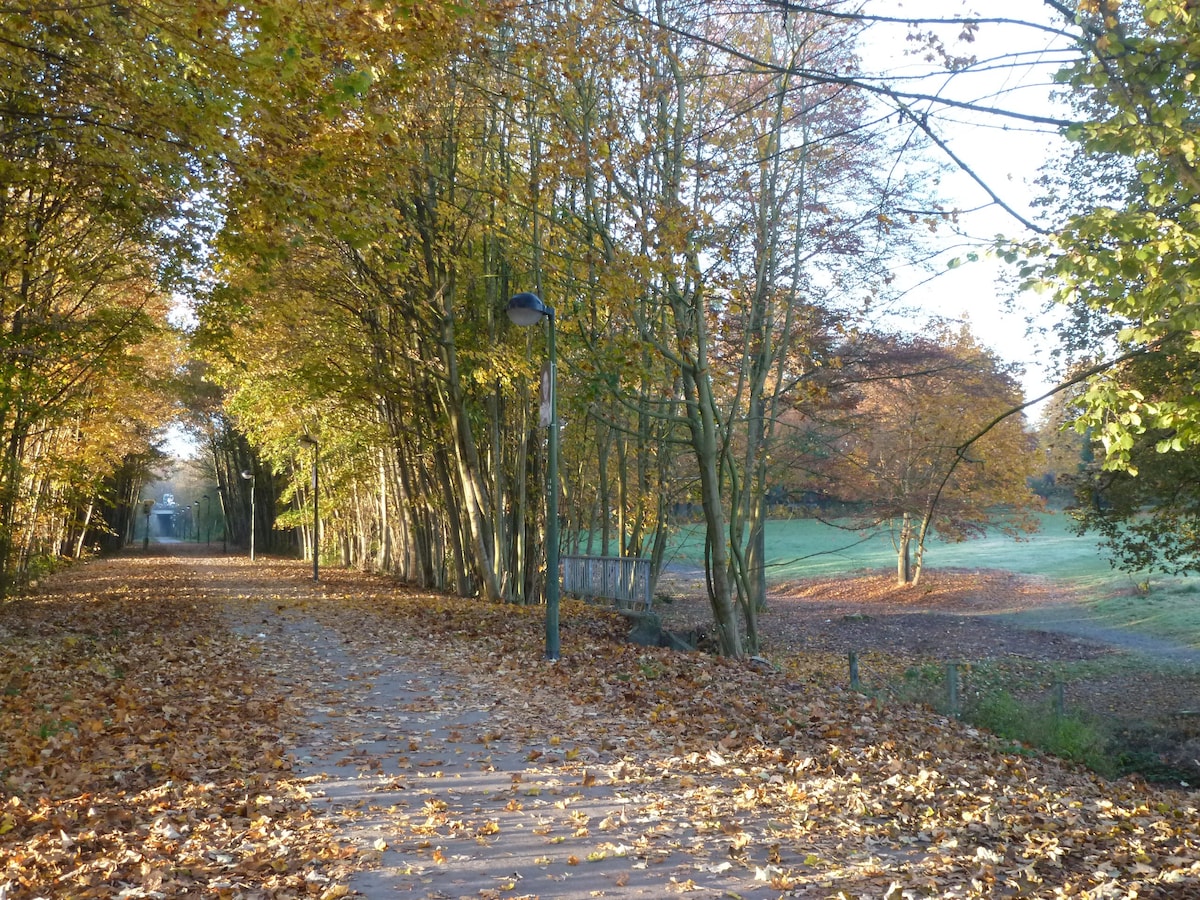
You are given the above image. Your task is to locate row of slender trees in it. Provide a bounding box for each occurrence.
[0,3,204,588]
[190,1,1047,655]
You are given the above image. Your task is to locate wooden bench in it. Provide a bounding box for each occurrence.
[560,555,652,615]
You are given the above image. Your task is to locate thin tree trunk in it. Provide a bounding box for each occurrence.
[597,426,611,556]
[73,499,95,559]
[897,512,913,586]
[681,362,743,657]
[433,445,471,596]
[439,359,502,602]
[513,397,529,602]
[377,450,392,571]
[616,433,628,557]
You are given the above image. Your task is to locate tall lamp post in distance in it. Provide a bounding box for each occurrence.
[298,434,319,581]
[141,499,153,550]
[240,470,255,561]
[202,494,211,545]
[507,291,560,661]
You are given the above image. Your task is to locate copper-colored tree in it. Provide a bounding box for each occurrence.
[828,325,1043,586]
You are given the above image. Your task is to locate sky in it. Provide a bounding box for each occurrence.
[163,422,199,459]
[858,0,1080,410]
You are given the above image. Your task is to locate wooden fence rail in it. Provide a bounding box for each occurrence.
[561,555,652,614]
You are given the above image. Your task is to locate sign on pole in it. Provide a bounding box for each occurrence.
[539,362,552,428]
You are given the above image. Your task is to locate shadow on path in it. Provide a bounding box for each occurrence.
[160,548,790,899]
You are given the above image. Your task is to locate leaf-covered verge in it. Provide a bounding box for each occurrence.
[3,552,1200,898]
[661,569,1200,784]
[0,555,356,899]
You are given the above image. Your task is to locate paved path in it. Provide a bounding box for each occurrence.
[182,550,789,899]
[999,606,1200,667]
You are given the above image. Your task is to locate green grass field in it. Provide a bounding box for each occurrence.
[663,511,1200,648]
[663,511,1116,580]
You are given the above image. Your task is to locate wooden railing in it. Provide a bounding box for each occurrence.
[560,555,652,614]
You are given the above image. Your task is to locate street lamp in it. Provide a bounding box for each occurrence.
[202,494,211,545]
[141,499,153,550]
[240,469,255,561]
[298,434,319,582]
[507,291,560,661]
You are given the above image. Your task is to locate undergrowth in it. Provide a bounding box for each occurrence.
[875,663,1200,785]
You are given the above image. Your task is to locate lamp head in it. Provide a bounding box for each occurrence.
[240,470,253,481]
[298,434,319,448]
[507,292,551,327]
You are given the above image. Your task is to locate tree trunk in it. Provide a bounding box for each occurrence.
[377,451,392,571]
[681,362,743,657]
[433,445,471,596]
[597,427,611,556]
[616,433,628,557]
[512,400,529,602]
[438,338,503,603]
[488,387,506,595]
[897,512,913,586]
[73,499,95,559]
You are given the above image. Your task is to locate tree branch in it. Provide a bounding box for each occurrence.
[920,338,1177,539]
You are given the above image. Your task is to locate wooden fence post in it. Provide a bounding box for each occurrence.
[946,663,960,718]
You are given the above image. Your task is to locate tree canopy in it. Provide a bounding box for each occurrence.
[1015,1,1200,573]
[820,326,1042,585]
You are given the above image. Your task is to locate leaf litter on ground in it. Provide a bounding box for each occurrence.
[2,550,1199,898]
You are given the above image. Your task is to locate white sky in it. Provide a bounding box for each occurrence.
[859,0,1079,408]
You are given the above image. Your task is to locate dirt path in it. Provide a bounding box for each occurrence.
[999,605,1200,665]
[659,567,1200,669]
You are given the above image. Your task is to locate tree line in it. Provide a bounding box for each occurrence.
[3,1,1198,656]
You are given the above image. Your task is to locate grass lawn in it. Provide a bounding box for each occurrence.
[663,511,1200,647]
[1072,579,1200,649]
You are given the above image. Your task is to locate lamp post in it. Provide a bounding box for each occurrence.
[181,506,190,542]
[202,494,211,545]
[141,499,153,550]
[298,434,319,582]
[240,470,255,561]
[507,291,560,661]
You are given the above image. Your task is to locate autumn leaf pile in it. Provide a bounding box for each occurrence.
[0,559,356,899]
[383,603,1200,897]
[4,553,1200,898]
